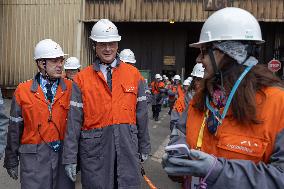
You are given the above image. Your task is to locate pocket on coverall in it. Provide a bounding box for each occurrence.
[19,144,38,172]
[80,129,103,158]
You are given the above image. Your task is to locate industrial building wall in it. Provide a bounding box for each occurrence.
[84,0,284,22]
[0,0,82,88]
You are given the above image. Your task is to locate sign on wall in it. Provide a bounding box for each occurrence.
[268,59,282,73]
[204,0,229,11]
[163,56,176,66]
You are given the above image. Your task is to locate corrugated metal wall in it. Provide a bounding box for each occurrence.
[0,0,82,87]
[84,0,284,22]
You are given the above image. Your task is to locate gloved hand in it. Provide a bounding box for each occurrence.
[7,166,18,180]
[161,154,184,183]
[140,153,148,163]
[65,164,77,182]
[163,149,216,177]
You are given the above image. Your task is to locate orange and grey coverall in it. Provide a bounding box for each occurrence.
[185,87,284,188]
[62,58,151,189]
[4,74,74,189]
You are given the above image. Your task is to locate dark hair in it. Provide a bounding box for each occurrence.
[193,55,284,124]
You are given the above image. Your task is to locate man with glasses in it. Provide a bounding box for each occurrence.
[4,39,74,189]
[163,7,284,189]
[62,19,151,188]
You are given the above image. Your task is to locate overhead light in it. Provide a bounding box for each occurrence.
[169,19,175,24]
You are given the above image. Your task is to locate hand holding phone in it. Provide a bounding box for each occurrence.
[165,144,191,159]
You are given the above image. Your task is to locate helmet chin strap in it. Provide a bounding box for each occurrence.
[42,60,57,83]
[208,48,224,87]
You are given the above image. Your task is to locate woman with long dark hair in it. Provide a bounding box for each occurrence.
[163,7,284,189]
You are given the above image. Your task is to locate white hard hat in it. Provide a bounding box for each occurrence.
[173,75,181,80]
[155,74,162,79]
[90,19,121,42]
[190,7,264,48]
[64,57,81,70]
[165,77,169,80]
[186,76,193,82]
[183,79,191,86]
[191,63,205,78]
[163,75,167,79]
[119,49,136,63]
[34,39,67,60]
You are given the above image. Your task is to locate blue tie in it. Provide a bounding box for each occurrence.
[45,83,53,103]
[106,66,112,91]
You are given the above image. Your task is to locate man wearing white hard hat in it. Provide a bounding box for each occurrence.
[64,57,81,80]
[119,49,136,65]
[62,19,151,188]
[163,7,284,189]
[167,74,183,115]
[4,39,74,189]
[150,74,165,121]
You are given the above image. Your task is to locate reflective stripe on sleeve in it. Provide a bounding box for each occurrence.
[137,96,147,102]
[0,99,3,105]
[70,101,83,108]
[10,116,23,123]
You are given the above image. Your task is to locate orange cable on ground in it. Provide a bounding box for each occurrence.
[141,164,158,189]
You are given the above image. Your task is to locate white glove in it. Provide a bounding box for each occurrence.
[65,164,77,182]
[7,166,18,180]
[141,153,148,163]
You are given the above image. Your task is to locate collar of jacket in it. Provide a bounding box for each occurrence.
[30,72,67,93]
[92,56,121,72]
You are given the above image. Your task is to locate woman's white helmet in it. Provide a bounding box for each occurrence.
[190,7,264,48]
[34,39,67,60]
[119,49,136,63]
[191,63,205,78]
[90,19,121,42]
[64,57,81,70]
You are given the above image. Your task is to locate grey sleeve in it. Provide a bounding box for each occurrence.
[170,109,180,131]
[136,80,151,154]
[4,95,23,168]
[176,109,188,135]
[0,90,9,159]
[207,128,284,189]
[62,82,84,165]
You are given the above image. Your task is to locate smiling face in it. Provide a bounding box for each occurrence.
[195,46,224,80]
[95,42,118,64]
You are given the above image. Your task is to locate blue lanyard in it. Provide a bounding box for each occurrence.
[206,65,254,124]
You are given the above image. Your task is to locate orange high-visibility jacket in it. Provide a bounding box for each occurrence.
[186,87,284,163]
[151,81,165,95]
[174,95,186,114]
[75,61,144,130]
[11,76,72,144]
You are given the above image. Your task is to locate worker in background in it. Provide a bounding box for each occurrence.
[167,74,183,115]
[170,63,205,134]
[62,19,151,188]
[119,48,136,66]
[64,57,81,80]
[4,39,74,189]
[163,7,284,189]
[151,74,165,121]
[0,88,9,159]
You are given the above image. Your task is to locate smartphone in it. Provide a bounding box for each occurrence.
[165,144,191,159]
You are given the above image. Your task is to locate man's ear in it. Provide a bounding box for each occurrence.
[36,60,45,70]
